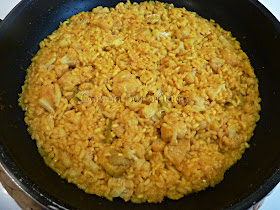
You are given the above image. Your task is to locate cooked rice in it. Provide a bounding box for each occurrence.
[18,1,261,203]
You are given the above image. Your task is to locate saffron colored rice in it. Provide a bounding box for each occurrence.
[19,1,261,203]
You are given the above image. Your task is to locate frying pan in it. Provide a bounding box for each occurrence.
[0,0,280,209]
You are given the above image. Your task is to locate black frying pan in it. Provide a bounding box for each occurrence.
[0,0,280,209]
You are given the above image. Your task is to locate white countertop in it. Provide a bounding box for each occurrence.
[0,182,21,210]
[0,0,279,209]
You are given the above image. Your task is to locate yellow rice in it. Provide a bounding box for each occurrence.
[19,1,261,203]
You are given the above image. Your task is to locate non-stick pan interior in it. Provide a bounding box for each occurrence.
[0,0,280,209]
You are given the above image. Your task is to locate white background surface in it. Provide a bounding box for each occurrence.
[0,0,279,209]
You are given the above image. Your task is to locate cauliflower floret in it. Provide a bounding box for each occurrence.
[146,14,160,24]
[219,35,232,47]
[60,55,77,68]
[221,48,239,67]
[112,70,141,97]
[55,64,69,78]
[141,103,158,119]
[38,97,55,114]
[103,34,124,47]
[98,148,131,177]
[58,71,81,91]
[164,139,190,165]
[228,124,237,139]
[175,26,190,40]
[192,96,206,112]
[44,57,56,69]
[210,57,225,70]
[108,177,134,201]
[151,139,166,152]
[175,41,185,54]
[93,6,110,14]
[161,120,187,142]
[39,84,54,102]
[108,178,126,198]
[59,48,78,68]
[59,38,70,48]
[38,84,56,113]
[153,30,170,41]
[220,124,241,149]
[207,84,226,101]
[137,28,152,41]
